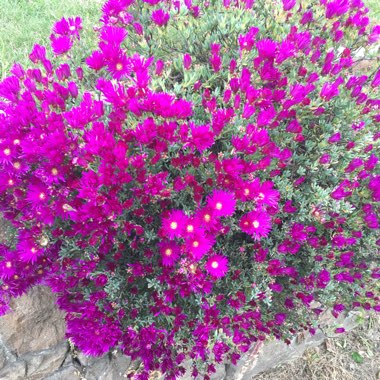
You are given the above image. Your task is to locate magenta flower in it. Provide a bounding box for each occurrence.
[86,51,105,71]
[183,53,192,70]
[106,52,131,79]
[53,17,82,39]
[185,232,214,260]
[190,124,214,153]
[50,35,72,55]
[205,254,228,278]
[159,241,180,267]
[256,39,278,59]
[162,210,187,239]
[151,9,170,26]
[155,59,165,76]
[240,209,272,240]
[282,0,296,11]
[206,190,236,217]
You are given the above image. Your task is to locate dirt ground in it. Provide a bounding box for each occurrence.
[254,314,380,380]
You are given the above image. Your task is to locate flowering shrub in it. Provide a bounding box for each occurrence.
[0,0,379,378]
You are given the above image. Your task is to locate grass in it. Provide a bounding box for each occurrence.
[0,0,102,78]
[0,0,379,79]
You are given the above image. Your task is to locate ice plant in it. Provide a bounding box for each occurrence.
[0,0,379,379]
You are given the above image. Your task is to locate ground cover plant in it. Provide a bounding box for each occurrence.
[0,0,379,379]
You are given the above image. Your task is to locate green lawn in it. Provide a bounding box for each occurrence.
[0,0,379,79]
[0,0,102,78]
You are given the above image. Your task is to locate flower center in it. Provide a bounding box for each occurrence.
[13,139,20,145]
[170,221,178,230]
[204,214,211,223]
[244,188,250,196]
[8,179,14,186]
[252,220,260,228]
[13,275,19,280]
[13,162,21,169]
[69,25,76,31]
[192,241,199,248]
[3,148,11,156]
[51,168,58,176]
[5,261,12,268]
[211,261,219,269]
[216,202,223,210]
[258,192,265,200]
[39,192,46,200]
[116,63,123,71]
[31,247,37,254]
[164,248,172,256]
[187,224,194,233]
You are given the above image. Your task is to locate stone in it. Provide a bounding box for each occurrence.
[0,359,27,380]
[225,330,326,380]
[84,352,131,380]
[42,365,82,380]
[22,342,69,380]
[0,286,66,356]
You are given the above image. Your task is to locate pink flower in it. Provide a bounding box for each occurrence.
[205,254,228,278]
[328,132,341,144]
[106,52,131,79]
[159,241,180,267]
[162,210,187,239]
[206,190,236,217]
[256,39,278,59]
[282,0,296,11]
[86,51,105,71]
[100,26,128,46]
[151,9,170,26]
[190,124,214,153]
[50,35,72,55]
[155,60,165,76]
[183,54,192,70]
[186,232,214,260]
[240,209,272,240]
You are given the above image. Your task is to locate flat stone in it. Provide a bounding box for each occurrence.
[84,352,131,380]
[0,286,66,355]
[42,365,81,380]
[0,359,27,380]
[22,342,69,380]
[225,330,326,380]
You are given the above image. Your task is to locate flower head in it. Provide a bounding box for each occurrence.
[159,241,180,267]
[50,35,72,55]
[240,209,272,240]
[162,210,187,239]
[186,232,214,260]
[151,9,170,26]
[206,190,236,217]
[205,254,228,278]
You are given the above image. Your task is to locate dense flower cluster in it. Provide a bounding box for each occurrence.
[0,0,379,378]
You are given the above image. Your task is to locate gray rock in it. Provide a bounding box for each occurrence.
[84,352,131,380]
[225,330,326,380]
[22,342,68,380]
[0,359,27,380]
[0,286,66,356]
[42,365,81,380]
